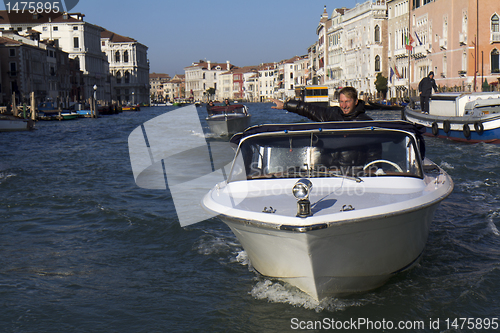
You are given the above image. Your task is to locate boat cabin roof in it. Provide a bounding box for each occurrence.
[230,120,426,158]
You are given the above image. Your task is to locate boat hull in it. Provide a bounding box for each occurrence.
[203,165,453,300]
[403,107,500,143]
[0,118,33,131]
[220,199,437,300]
[206,114,251,136]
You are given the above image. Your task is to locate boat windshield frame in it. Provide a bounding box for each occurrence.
[227,127,424,183]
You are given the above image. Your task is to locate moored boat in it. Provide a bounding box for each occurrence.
[201,120,453,300]
[0,114,35,131]
[403,92,500,143]
[206,104,251,136]
[38,110,78,120]
[366,100,404,111]
[121,104,141,111]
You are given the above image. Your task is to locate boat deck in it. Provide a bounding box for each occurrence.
[208,175,448,226]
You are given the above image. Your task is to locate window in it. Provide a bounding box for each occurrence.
[116,71,122,84]
[374,25,380,43]
[53,26,58,31]
[375,55,381,72]
[124,51,129,63]
[73,26,78,30]
[9,62,17,76]
[115,51,120,63]
[73,37,79,48]
[492,49,500,73]
[492,14,499,32]
[125,71,130,83]
[17,27,22,32]
[9,48,15,57]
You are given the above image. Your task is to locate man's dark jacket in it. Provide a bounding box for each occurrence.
[283,100,372,122]
[418,76,438,96]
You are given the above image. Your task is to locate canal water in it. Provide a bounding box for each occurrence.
[1,103,499,332]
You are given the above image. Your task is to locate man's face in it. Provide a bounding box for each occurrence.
[339,93,357,115]
[429,74,434,79]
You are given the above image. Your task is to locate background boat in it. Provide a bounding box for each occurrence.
[366,100,404,111]
[403,92,500,143]
[205,104,251,136]
[0,114,34,131]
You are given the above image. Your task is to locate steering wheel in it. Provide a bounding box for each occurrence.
[363,159,403,173]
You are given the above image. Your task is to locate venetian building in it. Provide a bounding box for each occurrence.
[342,0,387,99]
[149,73,171,102]
[257,62,278,102]
[387,0,412,100]
[0,11,109,102]
[325,8,347,98]
[101,29,149,105]
[410,0,500,92]
[316,6,330,85]
[293,55,309,91]
[167,74,185,100]
[184,60,235,101]
[307,42,319,85]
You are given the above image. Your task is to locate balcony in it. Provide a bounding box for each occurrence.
[394,48,408,58]
[439,38,447,50]
[459,32,467,45]
[491,32,500,43]
[412,43,431,59]
[393,78,408,87]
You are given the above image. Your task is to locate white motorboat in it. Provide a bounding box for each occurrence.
[403,92,500,143]
[206,104,251,136]
[202,121,453,300]
[0,115,35,131]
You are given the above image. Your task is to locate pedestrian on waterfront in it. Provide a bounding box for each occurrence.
[418,71,438,114]
[224,99,230,106]
[271,86,372,121]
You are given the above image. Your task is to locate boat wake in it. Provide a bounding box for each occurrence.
[0,171,16,184]
[439,161,455,169]
[488,212,500,236]
[192,230,241,257]
[250,279,366,312]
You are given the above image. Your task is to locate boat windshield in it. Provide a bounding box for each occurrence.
[229,130,423,181]
[207,105,246,116]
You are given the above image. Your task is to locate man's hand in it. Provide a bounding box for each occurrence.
[271,99,284,109]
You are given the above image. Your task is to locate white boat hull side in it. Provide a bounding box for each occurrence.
[221,202,438,300]
[0,119,31,131]
[207,115,251,136]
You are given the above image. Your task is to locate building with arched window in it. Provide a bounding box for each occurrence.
[101,29,149,105]
[323,1,387,98]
